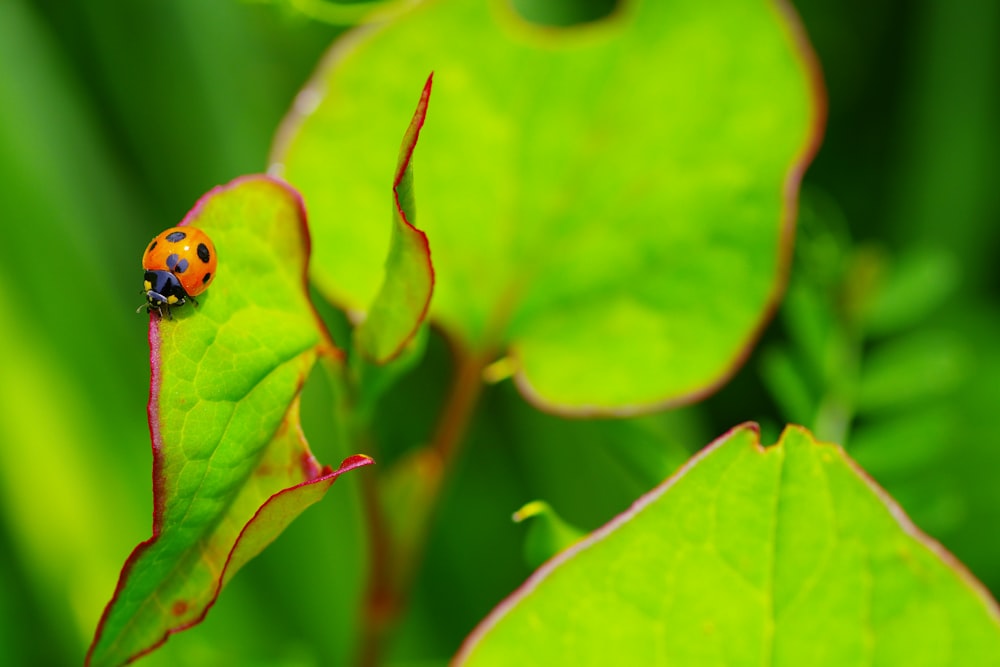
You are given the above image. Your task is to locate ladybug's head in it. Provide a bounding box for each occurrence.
[141,269,189,318]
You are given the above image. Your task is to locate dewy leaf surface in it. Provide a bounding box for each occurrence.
[87,176,372,667]
[273,0,824,413]
[355,74,434,363]
[456,425,1000,666]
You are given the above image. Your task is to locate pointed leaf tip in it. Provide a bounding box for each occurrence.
[338,453,376,472]
[355,74,435,363]
[513,500,586,570]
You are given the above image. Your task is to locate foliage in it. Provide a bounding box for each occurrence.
[459,425,1000,666]
[1,0,999,665]
[272,0,821,412]
[86,176,375,667]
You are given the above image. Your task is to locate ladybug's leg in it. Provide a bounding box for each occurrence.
[188,295,199,308]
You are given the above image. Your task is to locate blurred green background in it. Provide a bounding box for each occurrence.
[0,0,998,665]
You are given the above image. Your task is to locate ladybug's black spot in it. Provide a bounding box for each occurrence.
[197,243,211,263]
[166,231,187,242]
[202,272,212,284]
[166,253,188,272]
[148,240,158,253]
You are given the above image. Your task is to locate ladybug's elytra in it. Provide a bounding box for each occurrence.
[139,226,217,318]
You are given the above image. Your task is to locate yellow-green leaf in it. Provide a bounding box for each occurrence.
[273,0,824,413]
[87,176,372,667]
[355,74,435,363]
[457,425,1000,666]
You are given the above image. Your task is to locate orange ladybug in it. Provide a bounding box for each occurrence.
[139,226,217,318]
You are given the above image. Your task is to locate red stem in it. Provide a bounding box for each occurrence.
[357,344,488,667]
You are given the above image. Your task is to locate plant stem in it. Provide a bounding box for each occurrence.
[430,344,490,465]
[357,470,395,667]
[357,343,489,667]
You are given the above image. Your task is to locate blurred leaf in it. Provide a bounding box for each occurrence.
[38,0,341,210]
[273,0,824,413]
[456,424,1000,666]
[87,177,372,667]
[0,4,158,660]
[862,248,961,337]
[249,0,397,26]
[355,74,434,364]
[856,329,969,416]
[0,276,139,666]
[849,407,962,540]
[759,345,816,427]
[352,324,430,427]
[378,445,445,587]
[513,501,586,570]
[775,187,855,395]
[840,244,887,326]
[850,307,1000,596]
[779,280,842,388]
[498,382,699,517]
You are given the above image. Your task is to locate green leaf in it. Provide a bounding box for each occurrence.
[354,73,435,364]
[272,0,824,413]
[86,176,373,667]
[513,500,586,570]
[862,248,960,337]
[759,344,816,427]
[456,424,1000,666]
[856,330,970,416]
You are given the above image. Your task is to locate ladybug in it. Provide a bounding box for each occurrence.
[139,226,217,318]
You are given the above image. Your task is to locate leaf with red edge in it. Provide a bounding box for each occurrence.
[456,425,1000,666]
[86,176,372,667]
[354,74,435,363]
[273,0,826,413]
